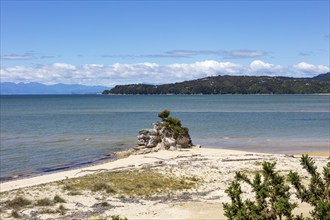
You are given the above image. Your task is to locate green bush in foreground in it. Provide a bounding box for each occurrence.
[223,155,330,220]
[223,161,300,220]
[111,215,128,220]
[288,155,330,219]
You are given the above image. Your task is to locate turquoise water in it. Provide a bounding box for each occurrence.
[1,94,329,180]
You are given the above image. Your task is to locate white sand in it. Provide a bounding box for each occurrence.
[0,148,247,192]
[0,147,328,219]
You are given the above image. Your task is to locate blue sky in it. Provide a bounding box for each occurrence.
[1,0,329,86]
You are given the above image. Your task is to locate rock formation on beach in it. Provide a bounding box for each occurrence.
[113,110,197,158]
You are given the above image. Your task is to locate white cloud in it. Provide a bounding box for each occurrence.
[52,63,76,70]
[293,62,329,74]
[223,50,267,59]
[0,60,328,86]
[250,60,283,73]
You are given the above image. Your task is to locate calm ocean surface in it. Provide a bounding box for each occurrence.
[0,94,329,180]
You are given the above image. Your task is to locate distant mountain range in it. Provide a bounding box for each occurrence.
[0,82,111,95]
[103,72,330,95]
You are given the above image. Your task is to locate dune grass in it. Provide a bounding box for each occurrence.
[60,169,199,197]
[35,198,54,206]
[5,196,31,209]
[53,195,66,203]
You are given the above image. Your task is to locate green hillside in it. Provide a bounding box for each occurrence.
[103,73,330,95]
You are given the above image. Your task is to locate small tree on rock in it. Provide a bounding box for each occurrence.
[157,109,190,139]
[158,109,170,120]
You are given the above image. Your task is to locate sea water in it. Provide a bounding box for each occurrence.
[0,94,329,180]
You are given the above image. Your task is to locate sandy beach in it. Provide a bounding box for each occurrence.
[0,147,329,220]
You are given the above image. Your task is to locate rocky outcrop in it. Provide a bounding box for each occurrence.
[113,121,198,158]
[136,121,193,153]
[112,110,201,158]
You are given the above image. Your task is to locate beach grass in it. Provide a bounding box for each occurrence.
[57,204,67,215]
[5,196,31,209]
[11,210,21,218]
[35,198,54,206]
[60,169,199,197]
[53,195,66,203]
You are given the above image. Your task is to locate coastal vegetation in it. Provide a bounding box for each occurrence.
[60,169,199,197]
[288,155,330,219]
[158,109,189,139]
[223,161,300,220]
[35,198,54,206]
[223,155,330,219]
[53,195,66,203]
[85,215,128,220]
[2,169,198,219]
[4,195,68,218]
[158,109,170,120]
[103,73,330,95]
[5,196,31,209]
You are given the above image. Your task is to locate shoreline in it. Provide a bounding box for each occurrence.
[1,147,329,193]
[0,147,244,192]
[0,154,116,183]
[1,140,329,184]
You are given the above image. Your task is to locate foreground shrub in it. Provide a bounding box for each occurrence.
[288,155,330,219]
[223,161,301,220]
[223,156,329,219]
[111,215,128,220]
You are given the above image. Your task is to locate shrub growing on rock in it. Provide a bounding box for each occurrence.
[157,109,189,139]
[158,109,170,120]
